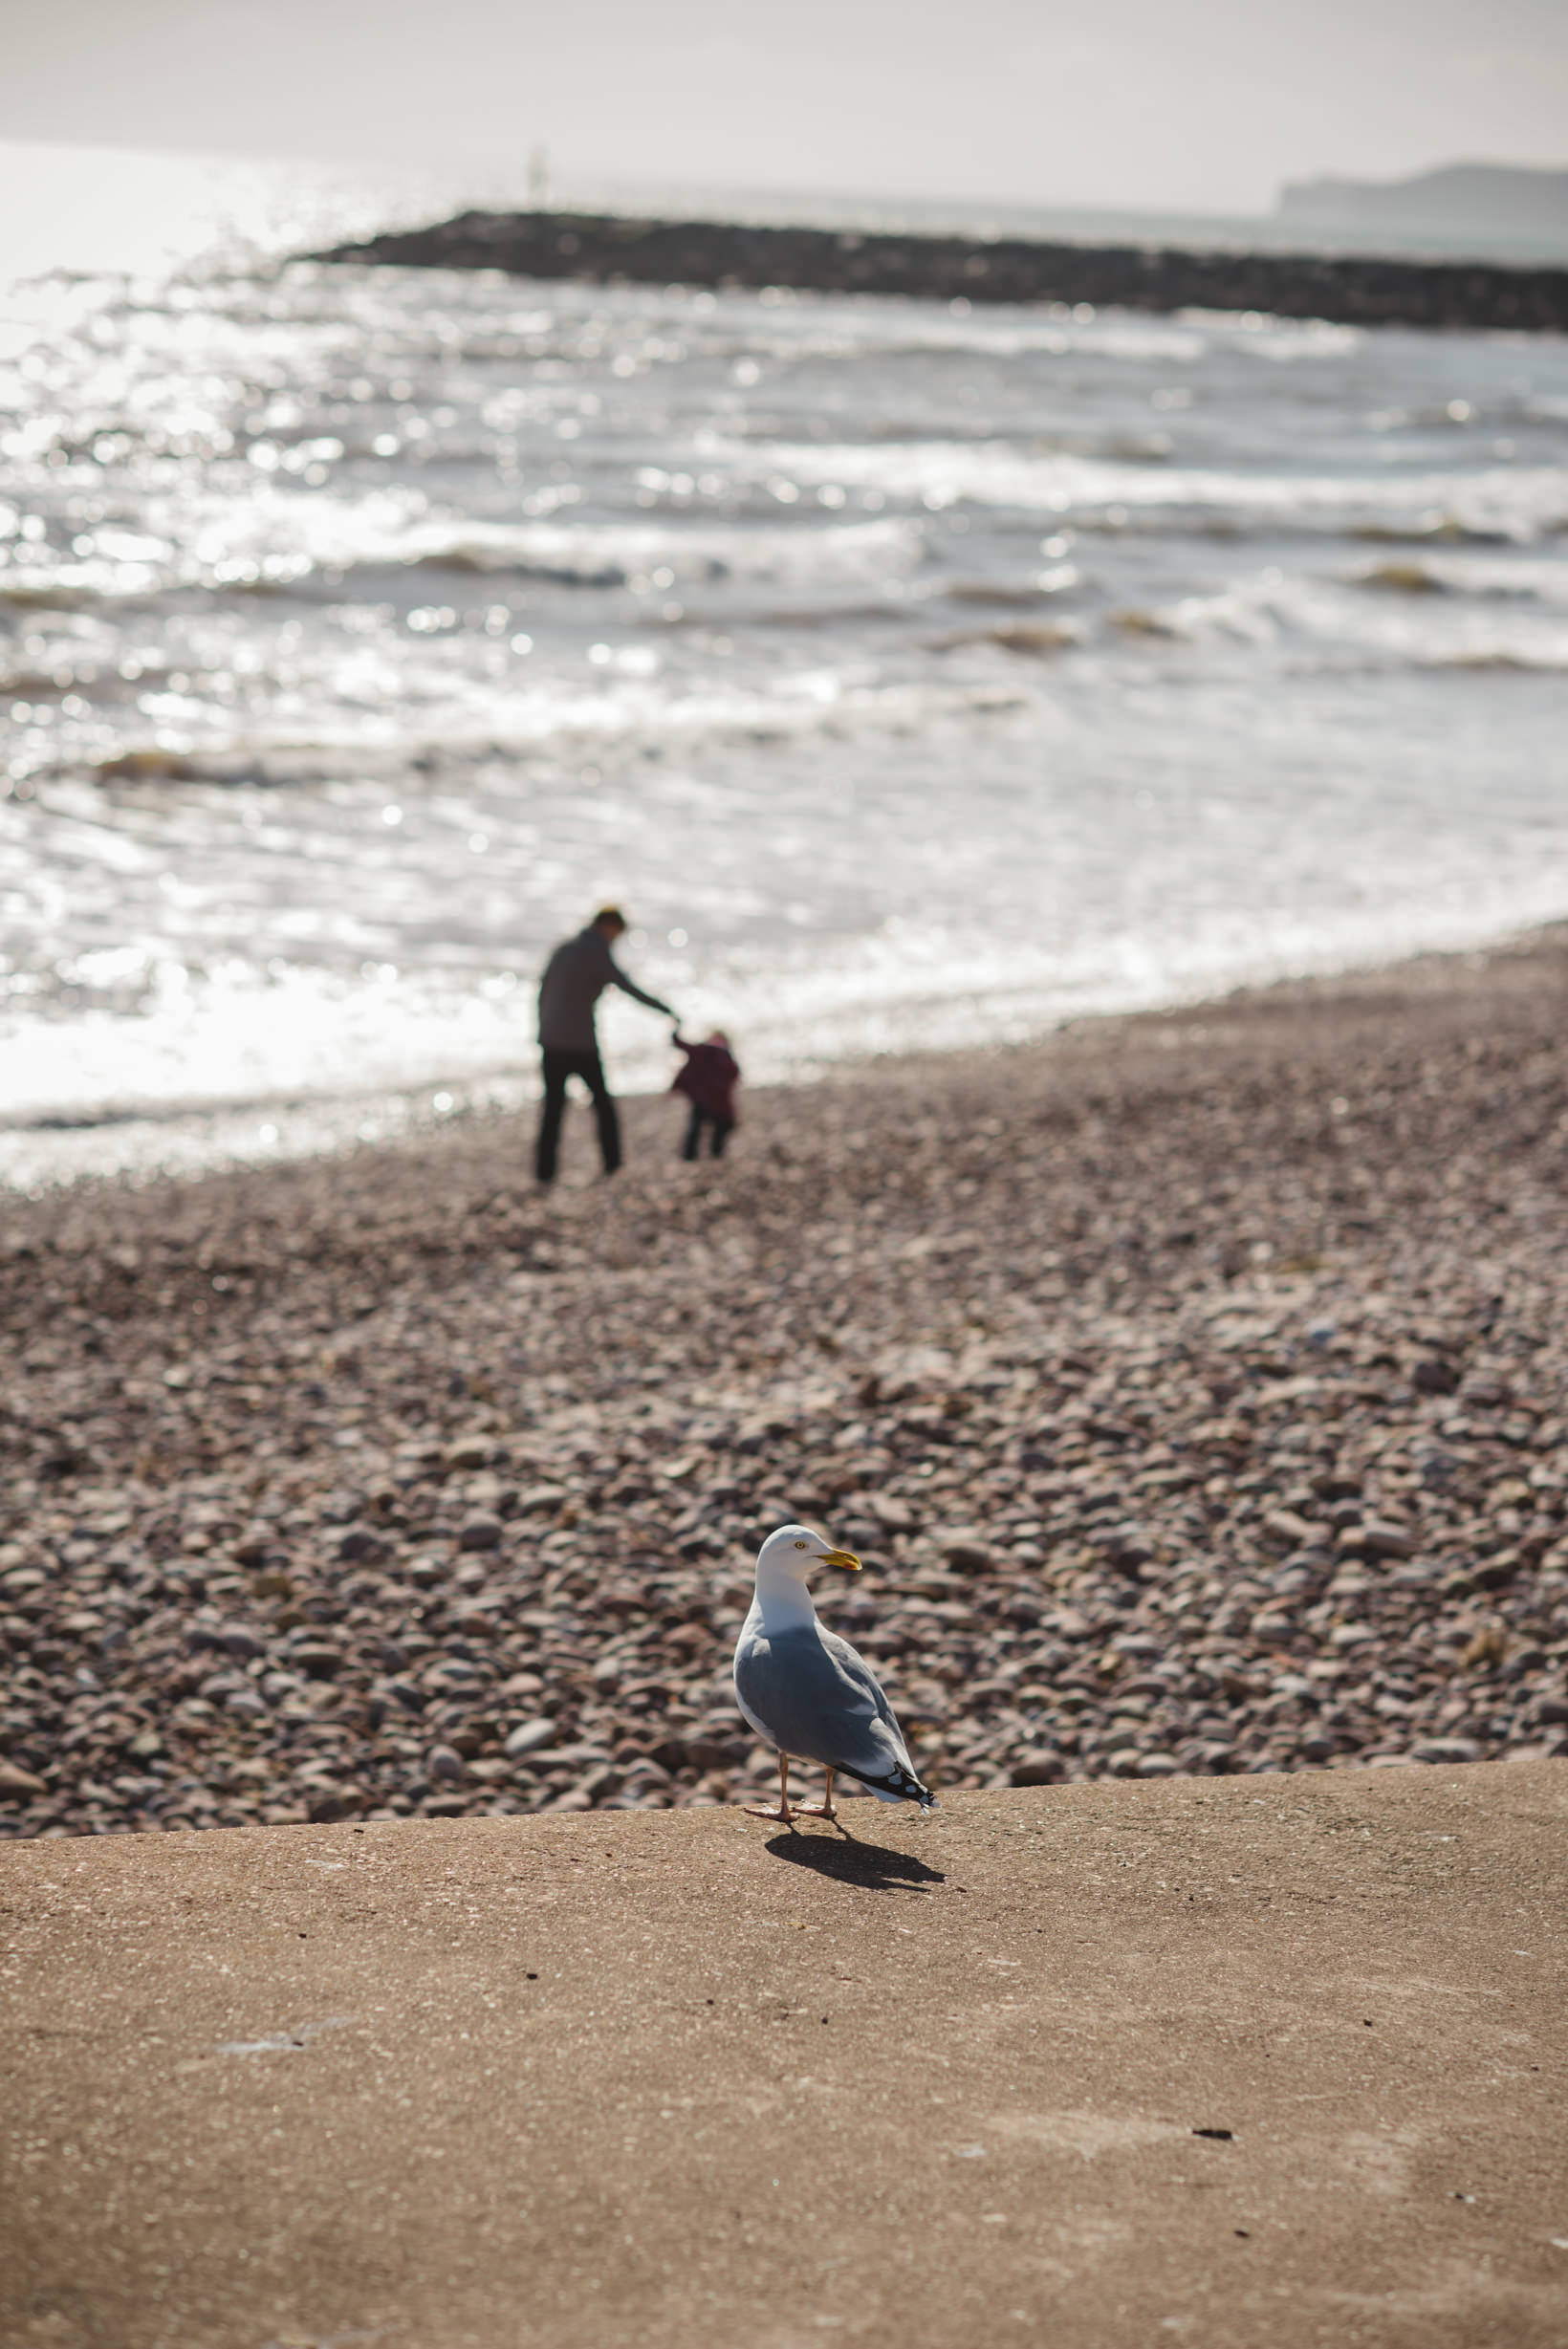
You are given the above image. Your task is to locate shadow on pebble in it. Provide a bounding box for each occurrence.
[765,1833,945,1890]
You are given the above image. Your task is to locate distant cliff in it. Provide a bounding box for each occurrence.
[1278,163,1568,243]
[316,209,1568,333]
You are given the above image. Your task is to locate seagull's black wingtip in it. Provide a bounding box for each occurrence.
[848,1762,937,1809]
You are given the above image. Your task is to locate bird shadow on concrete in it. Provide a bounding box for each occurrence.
[765,1832,945,1892]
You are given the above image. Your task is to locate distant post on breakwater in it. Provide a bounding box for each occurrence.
[312,208,1568,334]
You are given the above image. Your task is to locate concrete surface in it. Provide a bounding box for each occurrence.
[4,1762,1566,2349]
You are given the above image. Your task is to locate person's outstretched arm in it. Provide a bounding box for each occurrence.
[606,950,673,1017]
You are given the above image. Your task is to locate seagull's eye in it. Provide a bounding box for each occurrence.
[794,1539,809,1549]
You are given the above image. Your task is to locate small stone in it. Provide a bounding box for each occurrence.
[426,1744,468,1781]
[219,1626,265,1660]
[1408,1736,1482,1765]
[306,1788,356,1823]
[446,1436,494,1471]
[516,1483,567,1513]
[836,1517,880,1553]
[458,1513,503,1553]
[505,1718,559,1758]
[338,1526,390,1564]
[0,1759,47,1801]
[870,1494,916,1533]
[291,1642,343,1680]
[1097,1523,1155,1571]
[1358,1520,1416,1561]
[1136,1751,1181,1776]
[1010,1755,1061,1787]
[1262,1510,1316,1549]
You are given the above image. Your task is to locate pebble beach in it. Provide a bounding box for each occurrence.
[2,929,1567,1838]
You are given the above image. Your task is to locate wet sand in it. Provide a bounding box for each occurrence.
[1,927,1567,1836]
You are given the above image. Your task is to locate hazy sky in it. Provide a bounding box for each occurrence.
[3,0,1564,215]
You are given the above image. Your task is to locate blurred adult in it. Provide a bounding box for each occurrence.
[534,907,674,1184]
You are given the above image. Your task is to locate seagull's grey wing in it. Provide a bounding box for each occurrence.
[817,1626,917,1764]
[735,1622,932,1805]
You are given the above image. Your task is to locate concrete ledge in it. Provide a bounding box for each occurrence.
[5,1761,1566,2348]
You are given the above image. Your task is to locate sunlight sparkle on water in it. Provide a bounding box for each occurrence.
[1,150,1566,1185]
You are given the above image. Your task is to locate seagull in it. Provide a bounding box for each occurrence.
[732,1523,937,1823]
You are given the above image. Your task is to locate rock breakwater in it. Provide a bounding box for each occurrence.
[317,208,1568,333]
[2,934,1567,1838]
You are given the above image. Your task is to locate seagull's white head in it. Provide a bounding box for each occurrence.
[755,1523,862,1584]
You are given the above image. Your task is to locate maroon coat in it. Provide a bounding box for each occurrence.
[671,1036,739,1122]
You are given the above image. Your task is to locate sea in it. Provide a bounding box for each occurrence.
[3,140,1566,1188]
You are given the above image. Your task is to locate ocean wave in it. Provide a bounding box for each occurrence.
[1352,552,1568,605]
[729,439,1568,540]
[25,669,1032,790]
[1349,521,1519,547]
[0,493,926,604]
[946,571,1080,606]
[931,623,1080,656]
[1426,646,1568,671]
[1357,562,1449,594]
[394,512,924,586]
[705,315,1215,368]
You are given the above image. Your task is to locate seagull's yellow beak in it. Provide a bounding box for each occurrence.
[817,1546,862,1572]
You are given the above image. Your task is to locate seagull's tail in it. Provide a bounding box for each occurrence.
[850,1761,939,1811]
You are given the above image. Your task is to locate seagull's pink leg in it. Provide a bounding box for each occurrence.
[795,1767,837,1821]
[744,1751,795,1822]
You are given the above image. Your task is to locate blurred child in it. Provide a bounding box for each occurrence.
[670,1028,740,1160]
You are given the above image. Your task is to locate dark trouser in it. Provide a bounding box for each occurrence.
[682,1105,733,1161]
[535,1049,621,1183]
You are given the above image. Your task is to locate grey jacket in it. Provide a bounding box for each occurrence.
[537,927,671,1054]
